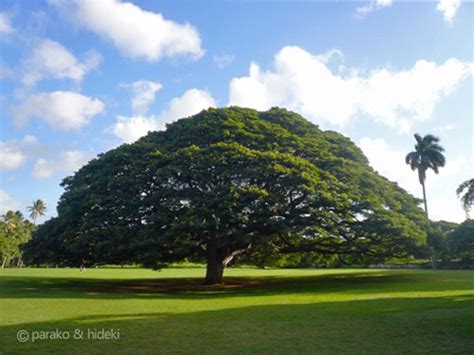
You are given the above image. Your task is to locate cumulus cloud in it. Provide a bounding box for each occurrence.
[12,91,104,130]
[0,135,40,171]
[112,116,159,144]
[0,190,22,214]
[437,0,461,24]
[123,80,162,114]
[0,142,26,171]
[358,137,471,222]
[32,150,90,179]
[356,0,392,17]
[213,54,234,69]
[111,88,216,143]
[0,12,13,34]
[50,0,203,61]
[229,46,473,133]
[162,89,216,122]
[21,39,102,87]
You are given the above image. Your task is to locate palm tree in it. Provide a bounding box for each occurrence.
[406,134,446,218]
[27,199,47,224]
[456,179,474,218]
[1,211,24,268]
[4,212,18,235]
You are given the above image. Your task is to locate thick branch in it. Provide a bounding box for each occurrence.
[222,244,252,266]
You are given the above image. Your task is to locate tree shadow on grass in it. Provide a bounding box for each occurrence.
[1,295,473,354]
[0,270,473,300]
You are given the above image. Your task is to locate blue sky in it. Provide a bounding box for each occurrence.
[0,0,472,223]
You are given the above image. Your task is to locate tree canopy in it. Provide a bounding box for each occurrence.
[24,107,428,283]
[1,211,34,268]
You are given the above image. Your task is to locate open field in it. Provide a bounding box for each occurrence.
[0,268,473,354]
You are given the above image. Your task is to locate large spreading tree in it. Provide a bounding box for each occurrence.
[24,107,428,284]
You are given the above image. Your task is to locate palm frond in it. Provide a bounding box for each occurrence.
[456,179,473,196]
[414,133,423,144]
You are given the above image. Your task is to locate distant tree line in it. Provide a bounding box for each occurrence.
[426,219,474,268]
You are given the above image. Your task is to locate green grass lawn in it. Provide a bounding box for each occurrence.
[0,267,473,354]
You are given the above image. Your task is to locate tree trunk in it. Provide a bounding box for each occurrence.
[431,249,438,270]
[204,257,225,285]
[422,181,428,218]
[203,238,224,285]
[17,255,24,268]
[421,182,438,270]
[203,241,251,285]
[2,255,10,269]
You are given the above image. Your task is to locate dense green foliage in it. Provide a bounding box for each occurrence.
[416,220,474,268]
[24,107,428,283]
[0,268,473,353]
[448,219,474,265]
[0,211,34,268]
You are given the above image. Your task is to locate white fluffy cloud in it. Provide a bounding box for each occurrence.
[112,88,216,143]
[0,142,26,171]
[112,116,159,144]
[163,89,216,122]
[358,137,471,222]
[0,12,13,34]
[0,136,40,171]
[437,0,461,24]
[21,39,102,87]
[124,80,162,114]
[229,46,473,133]
[356,0,392,16]
[0,190,22,214]
[32,150,90,179]
[51,0,203,61]
[13,91,104,130]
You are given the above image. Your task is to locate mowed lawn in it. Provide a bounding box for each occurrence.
[0,268,473,354]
